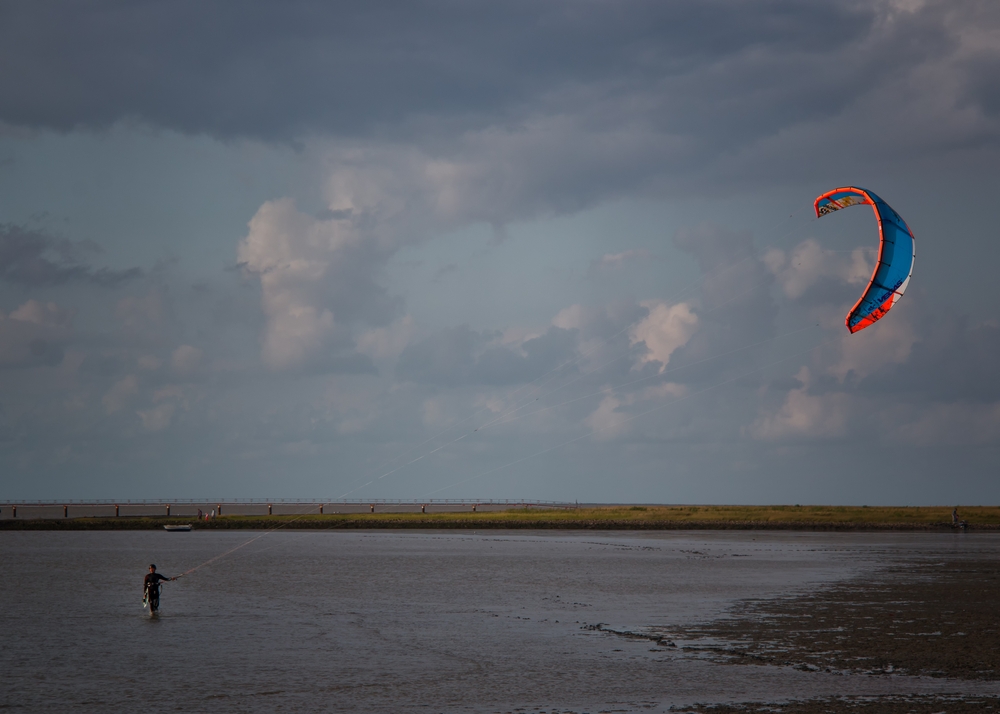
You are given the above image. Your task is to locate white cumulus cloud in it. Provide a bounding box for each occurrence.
[170,345,203,376]
[238,198,356,370]
[764,239,874,300]
[749,368,849,441]
[137,402,176,432]
[8,299,74,327]
[630,301,698,372]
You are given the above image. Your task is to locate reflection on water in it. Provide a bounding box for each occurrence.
[2,530,997,712]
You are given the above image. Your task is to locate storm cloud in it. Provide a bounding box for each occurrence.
[2,1,997,201]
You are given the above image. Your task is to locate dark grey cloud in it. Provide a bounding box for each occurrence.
[3,0,995,183]
[3,0,996,240]
[0,1,869,139]
[0,224,141,287]
[397,325,577,386]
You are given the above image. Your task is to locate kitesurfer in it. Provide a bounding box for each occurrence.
[143,564,175,614]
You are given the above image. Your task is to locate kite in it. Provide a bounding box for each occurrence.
[814,187,915,333]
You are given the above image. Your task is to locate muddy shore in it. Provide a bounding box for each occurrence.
[661,557,1000,712]
[679,694,999,713]
[670,558,1000,679]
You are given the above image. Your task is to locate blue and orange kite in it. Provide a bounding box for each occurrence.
[814,187,915,334]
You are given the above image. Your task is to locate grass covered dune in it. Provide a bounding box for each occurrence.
[4,505,1000,530]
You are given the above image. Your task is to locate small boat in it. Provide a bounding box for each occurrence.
[163,524,193,532]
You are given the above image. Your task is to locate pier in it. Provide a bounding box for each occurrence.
[0,499,581,520]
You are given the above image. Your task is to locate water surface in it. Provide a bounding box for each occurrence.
[2,529,996,712]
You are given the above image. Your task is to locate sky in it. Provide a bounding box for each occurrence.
[1,0,998,504]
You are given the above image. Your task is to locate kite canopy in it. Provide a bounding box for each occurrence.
[814,187,915,334]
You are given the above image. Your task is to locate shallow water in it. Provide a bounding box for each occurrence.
[2,530,997,712]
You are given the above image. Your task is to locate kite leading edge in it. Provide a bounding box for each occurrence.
[814,187,915,334]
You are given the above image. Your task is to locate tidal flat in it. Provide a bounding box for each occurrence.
[1,530,997,713]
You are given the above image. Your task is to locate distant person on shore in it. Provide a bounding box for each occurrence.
[143,564,175,614]
[953,507,959,526]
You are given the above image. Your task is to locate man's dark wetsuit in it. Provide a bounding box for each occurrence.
[143,572,171,611]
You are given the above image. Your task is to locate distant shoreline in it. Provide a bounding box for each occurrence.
[3,506,999,531]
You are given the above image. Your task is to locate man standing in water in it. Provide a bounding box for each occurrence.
[143,564,176,614]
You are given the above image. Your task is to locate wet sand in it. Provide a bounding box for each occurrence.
[682,694,999,713]
[672,559,1000,679]
[662,556,1000,712]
